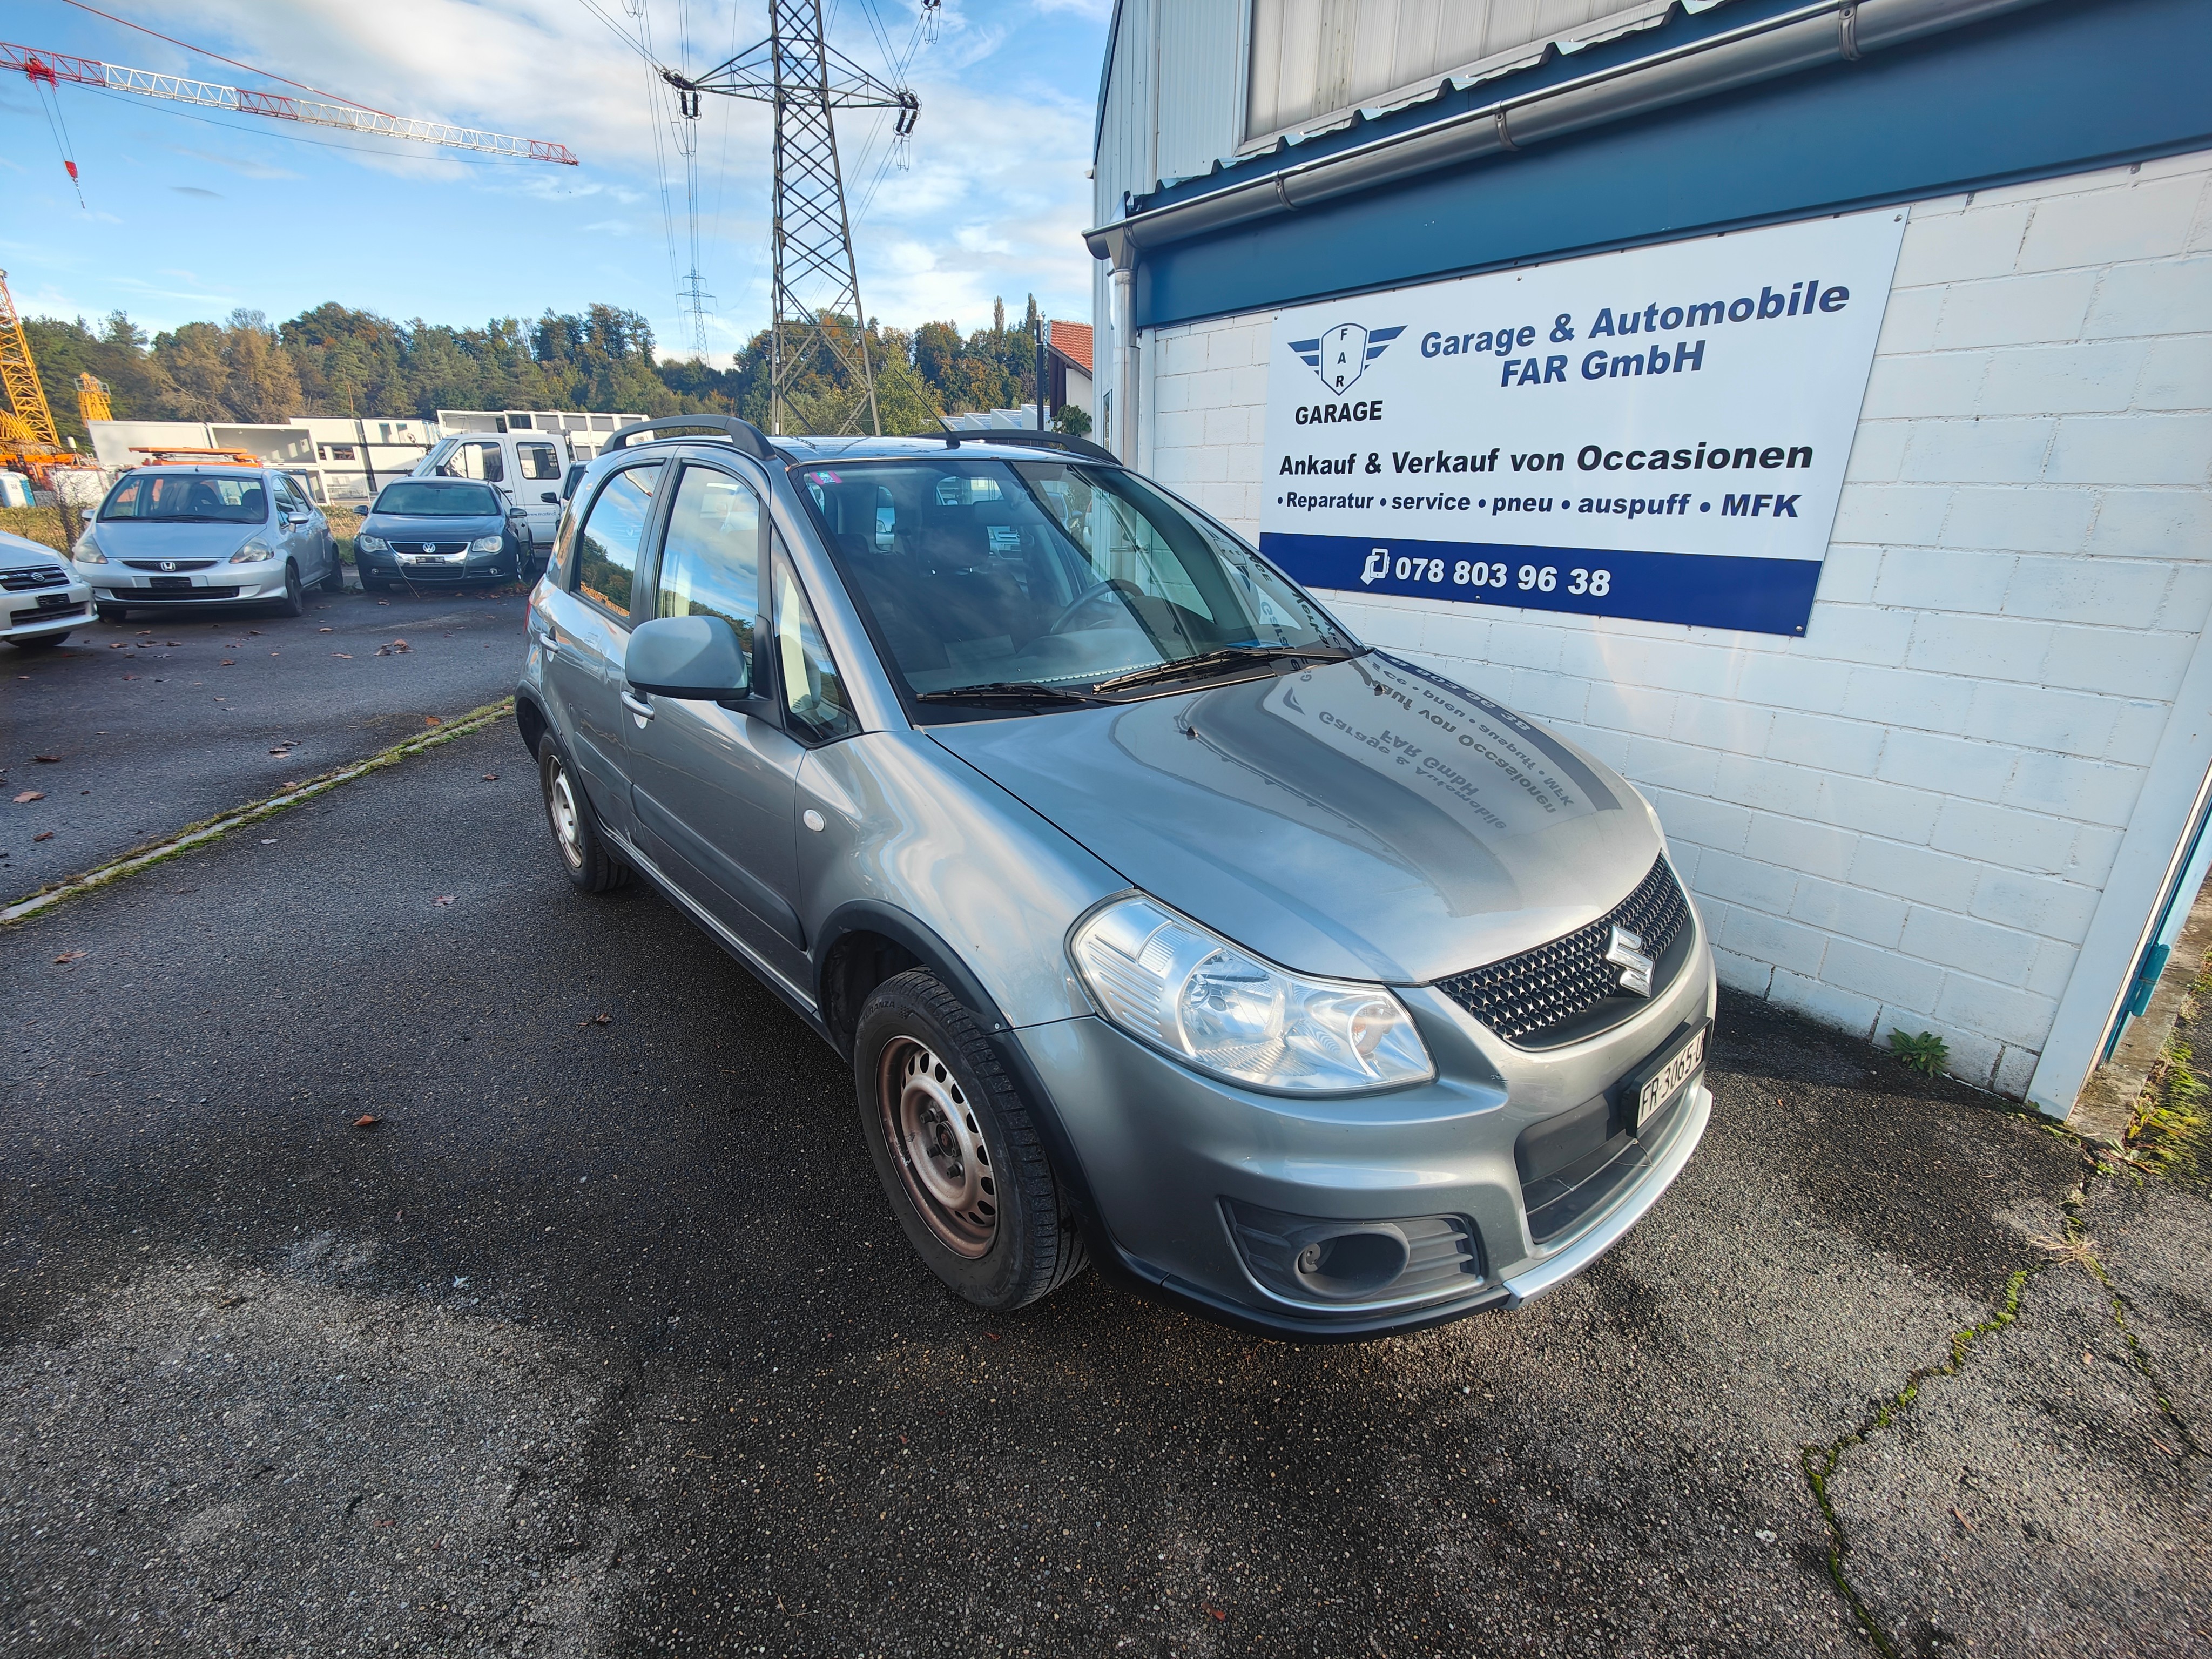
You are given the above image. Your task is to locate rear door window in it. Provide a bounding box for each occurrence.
[518,442,562,481]
[571,463,664,621]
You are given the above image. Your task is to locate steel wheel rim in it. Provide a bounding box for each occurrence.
[879,1038,996,1258]
[547,759,584,869]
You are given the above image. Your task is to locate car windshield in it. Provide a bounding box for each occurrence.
[373,482,501,516]
[100,473,266,524]
[795,457,1356,706]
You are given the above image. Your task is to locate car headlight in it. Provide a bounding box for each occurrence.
[229,537,276,564]
[74,533,105,564]
[1069,895,1433,1093]
[470,534,504,553]
[356,533,389,553]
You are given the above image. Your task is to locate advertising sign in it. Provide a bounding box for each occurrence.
[1257,210,1905,637]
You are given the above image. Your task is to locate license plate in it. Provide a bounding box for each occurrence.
[37,593,68,609]
[1634,1026,1706,1128]
[149,576,192,590]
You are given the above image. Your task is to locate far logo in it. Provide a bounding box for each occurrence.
[1289,322,1406,395]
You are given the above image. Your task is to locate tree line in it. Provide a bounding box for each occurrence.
[20,294,1083,444]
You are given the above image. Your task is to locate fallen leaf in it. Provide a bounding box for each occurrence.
[33,754,60,763]
[269,747,291,756]
[433,895,455,906]
[53,951,86,964]
[423,714,442,727]
[377,599,389,605]
[319,627,333,633]
[579,1012,613,1027]
[249,630,262,636]
[1951,1506,1974,1532]
[334,652,352,658]
[281,781,301,789]
[33,831,53,841]
[259,838,277,845]
[107,641,125,649]
[219,659,235,666]
[1204,1604,1226,1622]
[482,773,499,781]
[14,791,44,802]
[353,1114,381,1129]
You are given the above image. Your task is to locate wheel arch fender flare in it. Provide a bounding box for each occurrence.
[817,898,1109,1241]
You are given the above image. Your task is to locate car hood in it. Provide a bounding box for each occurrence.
[0,528,68,573]
[926,652,1666,984]
[91,520,267,559]
[363,515,505,537]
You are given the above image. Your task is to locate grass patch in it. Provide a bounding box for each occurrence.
[2129,964,2212,1183]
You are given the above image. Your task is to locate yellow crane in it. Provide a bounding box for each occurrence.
[0,267,69,484]
[77,372,111,424]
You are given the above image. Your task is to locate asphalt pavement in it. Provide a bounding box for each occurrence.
[3,719,2207,1658]
[3,581,528,898]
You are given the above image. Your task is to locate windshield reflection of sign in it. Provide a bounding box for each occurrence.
[1262,658,1589,838]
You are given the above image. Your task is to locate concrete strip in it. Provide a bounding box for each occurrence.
[2069,875,2212,1144]
[1,698,511,925]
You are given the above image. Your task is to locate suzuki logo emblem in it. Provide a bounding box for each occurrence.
[1606,925,1655,998]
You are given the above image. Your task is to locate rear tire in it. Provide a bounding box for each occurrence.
[537,733,628,893]
[320,545,347,594]
[854,970,1088,1313]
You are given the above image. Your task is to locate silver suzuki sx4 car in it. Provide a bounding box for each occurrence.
[517,416,1714,1340]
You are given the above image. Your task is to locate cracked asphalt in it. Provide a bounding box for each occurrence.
[4,716,2208,1657]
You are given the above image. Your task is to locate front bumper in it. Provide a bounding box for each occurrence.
[83,561,288,604]
[356,547,513,582]
[4,577,93,639]
[1009,909,1716,1340]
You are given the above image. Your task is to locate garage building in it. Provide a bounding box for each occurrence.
[1084,0,2212,1119]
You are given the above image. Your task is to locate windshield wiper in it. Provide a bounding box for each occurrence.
[913,680,1104,707]
[1091,644,1359,696]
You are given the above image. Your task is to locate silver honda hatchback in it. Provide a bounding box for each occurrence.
[517,416,1713,1339]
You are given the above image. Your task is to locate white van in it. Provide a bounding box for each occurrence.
[412,431,572,557]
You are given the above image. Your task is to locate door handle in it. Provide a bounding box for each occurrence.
[535,630,561,656]
[619,689,656,721]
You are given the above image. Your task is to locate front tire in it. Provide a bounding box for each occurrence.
[854,970,1087,1313]
[537,733,627,892]
[96,602,127,623]
[12,632,69,650]
[272,561,305,618]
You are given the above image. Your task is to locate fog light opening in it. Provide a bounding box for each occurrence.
[1292,1226,1410,1299]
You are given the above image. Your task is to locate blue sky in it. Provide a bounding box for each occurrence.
[1,0,1110,362]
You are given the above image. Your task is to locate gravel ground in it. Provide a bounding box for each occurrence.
[4,719,2207,1657]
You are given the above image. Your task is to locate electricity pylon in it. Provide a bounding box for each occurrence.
[665,4,917,436]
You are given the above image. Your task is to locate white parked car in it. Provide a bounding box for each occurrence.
[73,465,341,621]
[1,527,92,650]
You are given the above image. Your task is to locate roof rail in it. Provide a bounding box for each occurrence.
[603,414,784,463]
[936,423,1118,464]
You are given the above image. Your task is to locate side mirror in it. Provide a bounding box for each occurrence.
[561,463,586,502]
[508,506,528,518]
[625,614,751,700]
[287,512,311,525]
[540,491,560,504]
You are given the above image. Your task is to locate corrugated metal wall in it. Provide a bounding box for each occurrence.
[1094,0,1246,225]
[1244,0,1671,144]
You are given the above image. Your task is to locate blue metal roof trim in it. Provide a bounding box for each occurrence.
[1129,0,2212,330]
[1124,0,1783,217]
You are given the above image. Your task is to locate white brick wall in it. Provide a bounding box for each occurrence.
[1144,153,2212,1097]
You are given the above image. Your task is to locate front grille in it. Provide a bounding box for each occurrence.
[1,567,70,590]
[12,602,84,626]
[1436,857,1691,1048]
[123,558,218,571]
[130,585,241,601]
[396,541,471,556]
